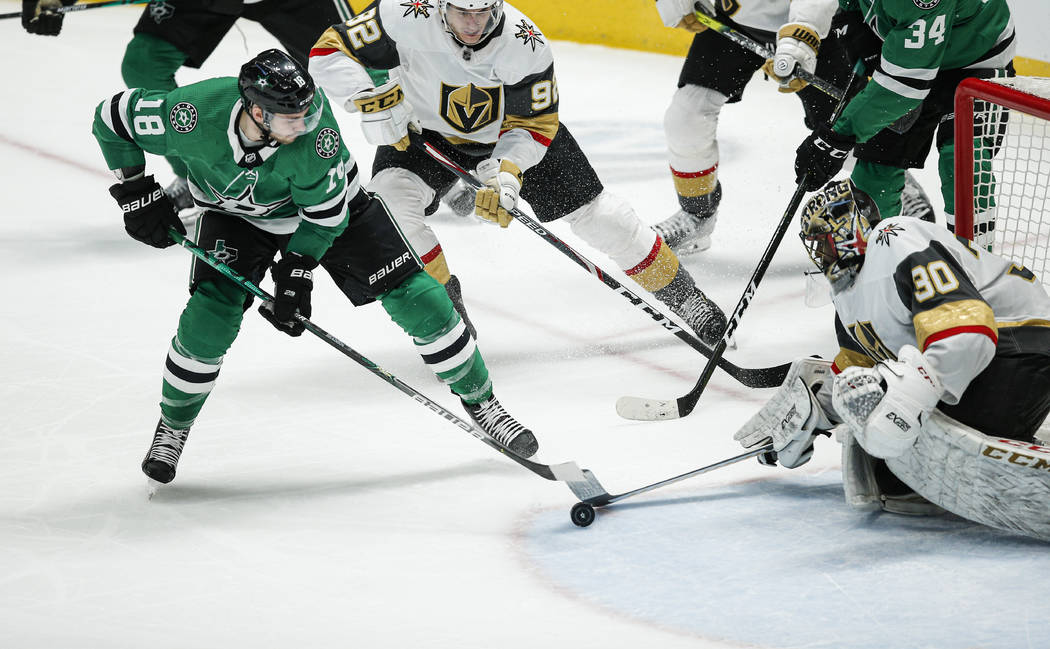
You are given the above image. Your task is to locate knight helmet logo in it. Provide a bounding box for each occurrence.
[439,83,501,134]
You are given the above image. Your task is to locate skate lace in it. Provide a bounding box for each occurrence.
[472,399,526,446]
[654,211,700,240]
[900,183,932,220]
[148,423,190,466]
[679,292,724,329]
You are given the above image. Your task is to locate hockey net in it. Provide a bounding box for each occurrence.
[954,77,1050,285]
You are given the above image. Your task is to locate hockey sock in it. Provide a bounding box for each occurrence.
[159,279,246,427]
[851,161,905,219]
[380,272,492,404]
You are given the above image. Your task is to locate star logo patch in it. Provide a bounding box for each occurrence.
[514,19,544,51]
[315,128,341,159]
[875,223,905,246]
[169,102,198,133]
[400,0,432,18]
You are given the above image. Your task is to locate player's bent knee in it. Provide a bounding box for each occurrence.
[664,84,726,162]
[564,191,655,265]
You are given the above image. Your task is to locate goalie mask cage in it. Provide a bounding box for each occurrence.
[954,76,1050,285]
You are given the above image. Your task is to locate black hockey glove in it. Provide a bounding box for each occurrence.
[109,175,186,248]
[794,124,856,191]
[830,10,882,76]
[259,253,318,337]
[22,1,73,36]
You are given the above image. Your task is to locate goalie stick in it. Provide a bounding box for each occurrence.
[167,228,607,500]
[0,0,149,20]
[616,68,860,422]
[568,443,775,527]
[415,136,790,390]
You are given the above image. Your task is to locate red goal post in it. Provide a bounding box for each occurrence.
[954,77,1050,283]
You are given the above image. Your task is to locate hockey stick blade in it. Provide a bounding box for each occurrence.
[614,396,680,421]
[414,136,789,389]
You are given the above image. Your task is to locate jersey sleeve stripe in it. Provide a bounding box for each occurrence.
[103,91,135,143]
[872,69,931,100]
[922,325,998,351]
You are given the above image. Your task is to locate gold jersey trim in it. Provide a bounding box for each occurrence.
[500,112,559,143]
[913,299,996,350]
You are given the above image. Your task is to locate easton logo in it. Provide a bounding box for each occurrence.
[315,128,340,159]
[369,252,413,285]
[170,102,197,133]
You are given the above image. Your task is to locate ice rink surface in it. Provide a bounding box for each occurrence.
[2,4,1048,648]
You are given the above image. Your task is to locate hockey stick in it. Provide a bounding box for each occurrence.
[690,8,919,135]
[414,136,790,390]
[615,69,860,422]
[568,442,775,527]
[167,228,606,499]
[1,0,149,20]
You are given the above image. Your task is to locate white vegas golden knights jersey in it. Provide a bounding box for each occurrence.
[830,217,1050,405]
[309,0,558,169]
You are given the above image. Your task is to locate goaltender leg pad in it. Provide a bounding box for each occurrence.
[839,427,945,516]
[321,194,423,306]
[885,410,1050,541]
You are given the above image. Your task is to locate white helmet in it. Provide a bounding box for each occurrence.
[440,0,504,46]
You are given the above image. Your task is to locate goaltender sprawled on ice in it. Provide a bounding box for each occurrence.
[735,179,1050,541]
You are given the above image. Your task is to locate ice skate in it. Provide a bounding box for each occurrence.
[462,396,538,458]
[142,419,191,487]
[164,176,194,212]
[654,209,718,254]
[441,180,475,218]
[671,287,727,347]
[901,172,935,223]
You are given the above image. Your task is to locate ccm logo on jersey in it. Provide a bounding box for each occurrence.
[121,188,166,212]
[369,252,412,285]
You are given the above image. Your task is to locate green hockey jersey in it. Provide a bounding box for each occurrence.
[834,0,1014,141]
[93,78,356,259]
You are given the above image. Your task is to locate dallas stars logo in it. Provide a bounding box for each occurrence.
[169,102,197,133]
[400,0,432,18]
[875,223,905,246]
[315,128,340,159]
[199,179,292,217]
[208,240,238,265]
[514,19,544,51]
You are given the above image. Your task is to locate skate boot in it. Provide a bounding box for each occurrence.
[653,182,722,254]
[671,287,727,347]
[165,176,194,212]
[462,395,538,458]
[445,274,477,339]
[142,419,191,485]
[901,172,935,223]
[442,180,476,218]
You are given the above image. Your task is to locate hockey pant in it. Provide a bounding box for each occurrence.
[368,167,695,305]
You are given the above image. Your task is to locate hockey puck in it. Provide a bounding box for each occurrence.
[570,502,596,527]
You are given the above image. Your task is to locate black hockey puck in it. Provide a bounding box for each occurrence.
[571,502,595,527]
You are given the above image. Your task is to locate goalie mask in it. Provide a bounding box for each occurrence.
[440,0,504,46]
[800,179,880,293]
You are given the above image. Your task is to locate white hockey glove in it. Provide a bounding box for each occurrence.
[351,81,420,151]
[761,23,821,93]
[655,0,712,31]
[474,158,522,228]
[734,357,836,468]
[831,345,944,460]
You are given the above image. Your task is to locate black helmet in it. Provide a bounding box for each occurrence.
[238,49,316,114]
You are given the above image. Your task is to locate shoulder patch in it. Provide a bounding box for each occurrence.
[169,102,198,133]
[315,127,340,159]
[913,0,940,9]
[875,222,906,247]
[513,19,545,51]
[399,0,432,18]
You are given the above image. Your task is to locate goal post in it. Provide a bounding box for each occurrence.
[954,76,1050,283]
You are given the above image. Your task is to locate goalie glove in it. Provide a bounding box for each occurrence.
[474,158,522,228]
[831,345,944,459]
[734,357,835,468]
[351,81,419,151]
[762,23,821,93]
